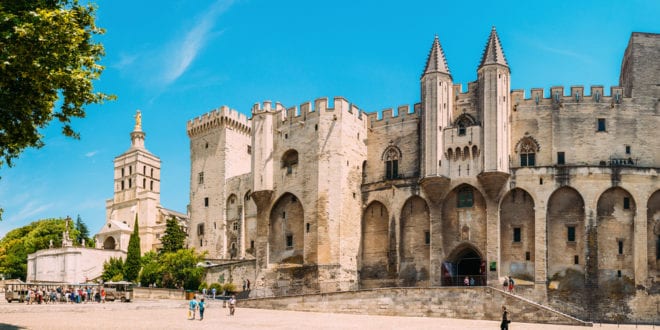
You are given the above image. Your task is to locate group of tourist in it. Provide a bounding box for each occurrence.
[187,294,236,321]
[23,286,106,304]
[502,276,515,293]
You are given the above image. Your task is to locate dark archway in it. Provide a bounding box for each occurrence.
[443,244,485,286]
[103,236,116,250]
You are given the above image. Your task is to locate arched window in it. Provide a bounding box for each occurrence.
[455,114,477,136]
[382,145,401,180]
[244,190,251,201]
[281,149,299,175]
[463,146,470,160]
[517,137,540,167]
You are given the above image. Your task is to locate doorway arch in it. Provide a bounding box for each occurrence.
[103,236,116,250]
[442,243,485,286]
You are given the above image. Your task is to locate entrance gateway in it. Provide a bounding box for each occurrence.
[442,244,486,286]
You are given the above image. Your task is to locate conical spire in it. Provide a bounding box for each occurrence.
[479,26,508,69]
[422,35,451,77]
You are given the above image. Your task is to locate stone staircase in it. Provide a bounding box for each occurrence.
[239,286,594,326]
[488,286,592,326]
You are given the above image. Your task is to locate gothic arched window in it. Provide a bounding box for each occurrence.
[455,114,477,136]
[382,145,402,180]
[517,137,540,167]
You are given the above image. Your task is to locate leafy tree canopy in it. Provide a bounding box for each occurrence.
[160,248,206,290]
[101,256,124,282]
[0,218,68,280]
[0,0,114,168]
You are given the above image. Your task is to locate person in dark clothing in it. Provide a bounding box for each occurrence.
[501,305,511,330]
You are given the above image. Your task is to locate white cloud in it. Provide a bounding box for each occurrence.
[112,53,138,70]
[161,0,234,84]
[85,150,99,158]
[9,201,55,225]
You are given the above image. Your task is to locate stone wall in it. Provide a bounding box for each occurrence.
[239,287,591,326]
[203,260,257,290]
[133,287,185,300]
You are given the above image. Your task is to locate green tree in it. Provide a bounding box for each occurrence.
[0,0,114,169]
[74,214,92,247]
[101,256,124,282]
[0,218,67,280]
[159,217,186,254]
[138,251,161,287]
[123,215,141,282]
[160,248,206,290]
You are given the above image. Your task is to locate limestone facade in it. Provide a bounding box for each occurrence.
[186,30,659,320]
[96,111,188,254]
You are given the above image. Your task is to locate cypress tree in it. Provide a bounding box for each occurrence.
[124,214,141,282]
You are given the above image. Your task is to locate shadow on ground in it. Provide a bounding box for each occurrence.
[0,324,25,330]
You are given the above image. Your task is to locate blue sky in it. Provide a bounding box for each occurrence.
[0,0,658,238]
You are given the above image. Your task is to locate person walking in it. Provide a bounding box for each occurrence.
[198,298,205,321]
[228,295,236,316]
[508,276,515,293]
[501,305,511,330]
[188,296,198,320]
[502,277,508,292]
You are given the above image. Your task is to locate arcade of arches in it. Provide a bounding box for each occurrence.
[357,185,660,289]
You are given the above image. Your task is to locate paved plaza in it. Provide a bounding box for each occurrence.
[0,297,656,329]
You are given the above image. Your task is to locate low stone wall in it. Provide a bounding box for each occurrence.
[239,287,591,326]
[134,288,185,300]
[204,259,256,289]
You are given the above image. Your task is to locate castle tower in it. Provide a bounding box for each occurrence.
[477,27,511,177]
[421,36,453,178]
[97,110,163,253]
[187,107,252,259]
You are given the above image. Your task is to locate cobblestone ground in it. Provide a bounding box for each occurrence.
[0,297,656,330]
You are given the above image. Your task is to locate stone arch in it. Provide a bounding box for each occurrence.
[269,193,304,264]
[399,196,430,286]
[454,147,461,161]
[441,184,487,262]
[463,146,470,160]
[500,188,535,280]
[455,113,477,136]
[442,242,485,286]
[547,186,585,278]
[361,201,390,280]
[649,190,660,278]
[103,236,116,250]
[281,149,299,174]
[596,187,635,282]
[471,145,479,158]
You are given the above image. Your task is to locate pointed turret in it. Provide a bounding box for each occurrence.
[479,26,508,68]
[420,35,453,179]
[423,35,451,77]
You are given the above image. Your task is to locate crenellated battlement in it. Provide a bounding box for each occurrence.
[366,103,421,129]
[511,85,626,108]
[252,96,365,124]
[186,106,251,137]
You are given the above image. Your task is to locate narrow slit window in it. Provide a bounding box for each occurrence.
[567,226,576,242]
[513,227,521,243]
